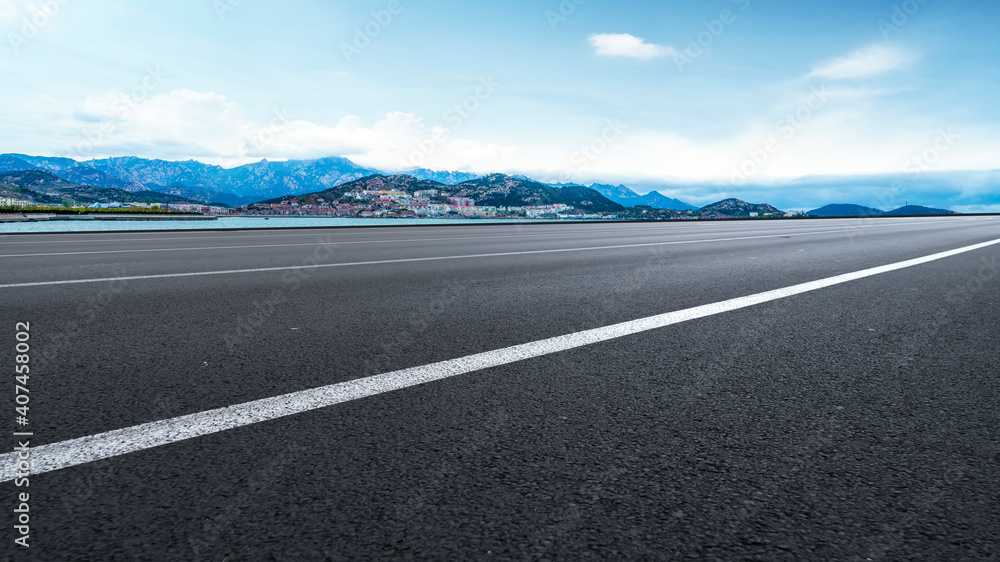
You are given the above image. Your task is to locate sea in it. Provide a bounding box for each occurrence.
[0,217,554,234]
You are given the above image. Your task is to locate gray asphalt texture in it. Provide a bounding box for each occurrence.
[2,217,999,561]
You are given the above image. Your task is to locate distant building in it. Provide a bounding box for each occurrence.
[448,197,475,207]
[525,204,572,218]
[0,197,31,207]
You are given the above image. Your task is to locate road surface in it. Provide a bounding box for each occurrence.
[2,217,999,560]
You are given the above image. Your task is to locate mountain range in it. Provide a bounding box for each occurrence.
[0,153,965,217]
[0,153,379,206]
[807,203,957,217]
[0,153,696,210]
[558,183,696,211]
[0,170,208,207]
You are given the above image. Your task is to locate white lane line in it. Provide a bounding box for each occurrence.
[0,233,589,258]
[0,221,844,258]
[0,219,942,258]
[0,227,636,246]
[0,224,939,289]
[0,223,733,246]
[0,217,956,245]
[3,236,998,482]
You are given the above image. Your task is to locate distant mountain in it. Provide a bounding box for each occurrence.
[1,154,147,191]
[142,184,256,207]
[588,183,695,210]
[0,170,215,207]
[807,204,885,217]
[3,153,82,171]
[0,153,685,210]
[884,205,956,216]
[699,198,783,217]
[0,154,37,173]
[406,168,482,185]
[0,154,379,204]
[83,156,379,201]
[261,173,624,213]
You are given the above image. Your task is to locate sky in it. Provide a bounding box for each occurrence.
[1,0,999,210]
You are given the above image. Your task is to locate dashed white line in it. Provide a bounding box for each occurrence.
[0,217,954,246]
[0,227,629,246]
[0,224,942,288]
[0,226,779,258]
[2,236,999,481]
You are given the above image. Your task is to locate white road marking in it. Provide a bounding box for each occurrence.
[0,234,574,258]
[2,236,999,481]
[0,227,638,246]
[0,224,942,288]
[0,226,774,258]
[0,217,949,245]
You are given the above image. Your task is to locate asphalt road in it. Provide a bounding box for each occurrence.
[2,217,999,561]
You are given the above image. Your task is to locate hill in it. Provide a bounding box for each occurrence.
[450,174,624,212]
[699,198,783,217]
[0,170,217,207]
[807,204,885,217]
[884,205,956,216]
[260,173,624,213]
[0,182,64,206]
[0,169,76,190]
[259,175,446,205]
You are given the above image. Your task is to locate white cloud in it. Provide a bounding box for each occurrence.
[63,88,517,170]
[952,204,1000,213]
[807,43,915,80]
[588,33,674,60]
[59,87,1000,188]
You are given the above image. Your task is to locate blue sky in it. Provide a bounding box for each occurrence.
[1,0,998,210]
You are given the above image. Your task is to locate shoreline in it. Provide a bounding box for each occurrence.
[0,213,217,223]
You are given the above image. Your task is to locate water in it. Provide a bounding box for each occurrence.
[0,216,548,234]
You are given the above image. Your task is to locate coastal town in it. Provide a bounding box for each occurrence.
[239,188,621,219]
